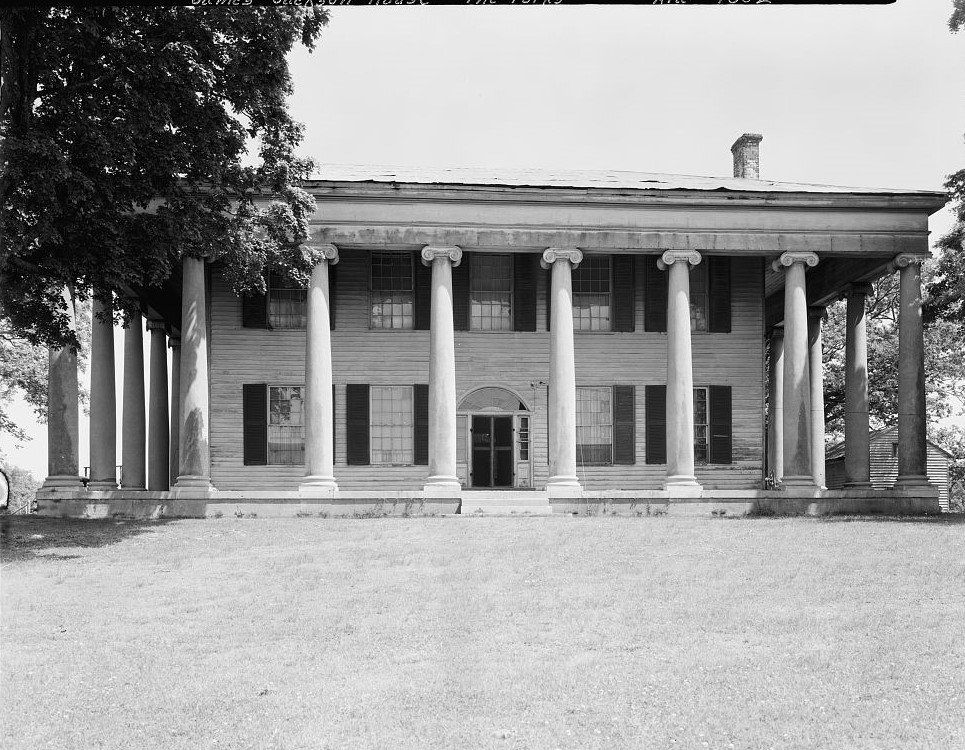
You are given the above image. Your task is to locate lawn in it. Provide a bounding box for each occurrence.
[2,514,964,750]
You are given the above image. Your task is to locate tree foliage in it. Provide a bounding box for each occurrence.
[0,6,328,350]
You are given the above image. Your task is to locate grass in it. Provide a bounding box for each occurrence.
[2,514,964,750]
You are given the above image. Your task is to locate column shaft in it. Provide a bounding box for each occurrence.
[175,256,212,489]
[43,287,83,488]
[301,247,338,491]
[844,286,872,487]
[88,292,118,490]
[121,313,146,489]
[168,339,181,487]
[542,248,582,491]
[767,329,784,482]
[808,308,826,488]
[147,321,170,491]
[895,257,929,485]
[423,246,460,490]
[662,252,700,488]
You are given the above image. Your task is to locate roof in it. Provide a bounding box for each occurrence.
[309,164,945,198]
[826,425,954,460]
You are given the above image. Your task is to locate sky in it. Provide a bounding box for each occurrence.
[3,0,964,479]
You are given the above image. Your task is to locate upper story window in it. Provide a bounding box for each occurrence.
[371,253,414,329]
[268,273,307,329]
[471,254,513,330]
[573,256,612,331]
[690,262,709,332]
[268,386,305,465]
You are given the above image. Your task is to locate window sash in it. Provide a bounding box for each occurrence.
[370,385,414,465]
[573,257,612,331]
[577,386,613,465]
[470,254,513,331]
[268,385,305,465]
[371,254,414,329]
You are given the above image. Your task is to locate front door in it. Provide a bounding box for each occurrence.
[471,415,514,488]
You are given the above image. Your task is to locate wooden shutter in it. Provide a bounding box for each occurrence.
[708,257,731,333]
[644,256,667,332]
[709,385,733,464]
[413,383,429,465]
[242,293,268,329]
[453,254,470,331]
[645,384,667,465]
[514,254,538,332]
[346,384,370,465]
[612,385,635,465]
[242,384,268,465]
[328,262,337,330]
[414,252,431,331]
[545,262,552,331]
[612,255,635,332]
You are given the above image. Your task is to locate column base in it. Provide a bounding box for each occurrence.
[298,476,338,495]
[545,477,583,498]
[844,481,873,489]
[174,475,213,489]
[780,475,816,487]
[663,475,702,497]
[41,475,85,490]
[894,475,931,488]
[423,477,461,497]
[87,480,118,491]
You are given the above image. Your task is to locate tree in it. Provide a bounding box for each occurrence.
[0,7,329,351]
[0,457,40,514]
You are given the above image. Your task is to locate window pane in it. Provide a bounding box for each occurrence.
[573,257,611,331]
[471,255,513,331]
[268,273,307,329]
[693,387,708,465]
[577,386,612,465]
[690,262,709,332]
[268,386,305,464]
[371,254,414,329]
[371,386,414,465]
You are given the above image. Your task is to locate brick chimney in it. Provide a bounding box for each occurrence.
[731,133,763,179]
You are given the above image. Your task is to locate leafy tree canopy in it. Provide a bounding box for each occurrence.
[0,6,329,350]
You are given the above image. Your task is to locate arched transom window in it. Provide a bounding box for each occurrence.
[458,387,527,413]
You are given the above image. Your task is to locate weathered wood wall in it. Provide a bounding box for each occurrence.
[208,252,765,491]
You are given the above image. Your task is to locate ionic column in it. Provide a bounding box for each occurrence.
[168,337,181,487]
[42,287,83,489]
[147,320,170,491]
[541,248,583,493]
[300,244,339,492]
[766,327,784,482]
[422,245,462,491]
[843,284,873,487]
[121,311,146,490]
[88,291,118,490]
[657,250,702,489]
[773,251,819,487]
[175,255,212,490]
[893,254,931,487]
[808,307,827,488]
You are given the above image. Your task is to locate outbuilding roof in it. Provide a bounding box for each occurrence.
[826,425,954,461]
[310,164,944,198]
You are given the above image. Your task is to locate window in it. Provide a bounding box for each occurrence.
[268,386,305,465]
[371,386,414,465]
[471,254,513,330]
[690,262,709,332]
[577,386,613,464]
[573,256,611,331]
[268,273,307,329]
[518,415,530,461]
[694,387,709,464]
[371,253,414,329]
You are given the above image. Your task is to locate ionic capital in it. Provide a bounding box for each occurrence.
[889,253,930,272]
[168,337,181,350]
[421,245,462,268]
[146,319,167,332]
[540,247,583,270]
[840,282,873,300]
[771,251,819,272]
[657,250,702,271]
[302,243,339,267]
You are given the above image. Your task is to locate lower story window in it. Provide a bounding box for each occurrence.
[577,386,613,465]
[694,387,709,464]
[371,386,414,465]
[268,386,305,465]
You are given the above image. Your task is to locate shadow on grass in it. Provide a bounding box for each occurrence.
[0,515,177,563]
[819,513,965,526]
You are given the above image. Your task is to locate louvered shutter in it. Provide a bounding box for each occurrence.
[708,257,731,333]
[709,385,733,464]
[612,385,635,465]
[612,255,635,332]
[645,384,667,465]
[346,384,370,465]
[644,256,667,333]
[453,254,470,331]
[242,384,268,465]
[328,262,337,330]
[414,252,431,331]
[514,254,538,332]
[414,384,429,465]
[242,293,268,329]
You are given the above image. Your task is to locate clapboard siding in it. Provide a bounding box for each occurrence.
[208,251,764,491]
